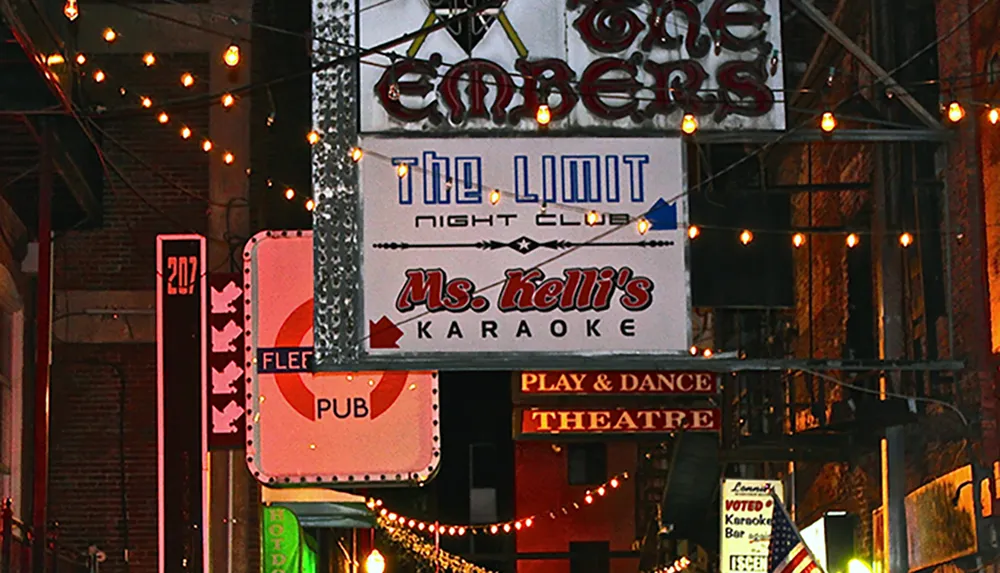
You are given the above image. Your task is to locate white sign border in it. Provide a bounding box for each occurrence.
[243,229,443,487]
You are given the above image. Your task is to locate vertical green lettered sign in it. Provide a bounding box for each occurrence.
[263,506,302,573]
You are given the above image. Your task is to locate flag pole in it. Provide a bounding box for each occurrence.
[768,489,827,573]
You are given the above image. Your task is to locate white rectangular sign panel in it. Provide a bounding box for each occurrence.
[356,136,690,364]
[244,231,441,486]
[355,0,786,133]
[721,479,784,573]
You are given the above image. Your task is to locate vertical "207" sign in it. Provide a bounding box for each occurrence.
[155,235,208,573]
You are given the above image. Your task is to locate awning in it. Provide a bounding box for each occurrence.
[262,487,376,529]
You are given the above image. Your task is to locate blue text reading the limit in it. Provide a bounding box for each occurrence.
[392,152,651,206]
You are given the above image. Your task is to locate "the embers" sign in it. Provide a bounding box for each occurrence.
[358,0,786,132]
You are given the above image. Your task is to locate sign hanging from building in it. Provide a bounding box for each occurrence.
[354,0,786,132]
[155,235,208,573]
[515,407,721,437]
[720,479,784,573]
[516,371,719,397]
[244,231,441,486]
[312,136,690,372]
[207,273,247,449]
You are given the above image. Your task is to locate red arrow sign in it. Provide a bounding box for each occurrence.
[369,316,403,349]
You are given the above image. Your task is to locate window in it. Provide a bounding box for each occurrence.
[988,53,1000,84]
[569,541,610,573]
[567,443,607,486]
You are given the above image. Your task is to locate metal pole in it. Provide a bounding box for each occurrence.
[31,121,54,573]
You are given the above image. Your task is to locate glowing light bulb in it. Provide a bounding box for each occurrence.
[514,522,522,530]
[525,518,533,527]
[221,93,235,108]
[202,139,213,152]
[103,28,117,43]
[396,163,409,178]
[899,232,913,247]
[364,550,385,573]
[223,152,235,165]
[180,126,191,139]
[637,217,651,235]
[157,112,169,124]
[223,43,240,67]
[46,54,65,66]
[75,53,86,65]
[350,147,364,162]
[458,527,466,535]
[680,113,698,135]
[740,229,753,245]
[688,225,700,239]
[63,0,79,21]
[181,72,195,87]
[689,346,698,355]
[947,101,965,123]
[585,210,600,226]
[989,108,999,125]
[489,189,501,205]
[703,348,713,358]
[609,478,619,488]
[93,69,106,83]
[792,232,805,248]
[284,188,295,200]
[307,130,320,145]
[140,96,152,108]
[820,111,836,132]
[503,524,511,533]
[846,233,859,248]
[142,53,156,67]
[305,199,315,211]
[585,494,594,504]
[536,104,551,125]
[490,525,499,534]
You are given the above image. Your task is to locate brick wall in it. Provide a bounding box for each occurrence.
[54,52,211,291]
[48,344,158,572]
[48,52,212,573]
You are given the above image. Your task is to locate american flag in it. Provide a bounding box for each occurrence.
[767,494,821,573]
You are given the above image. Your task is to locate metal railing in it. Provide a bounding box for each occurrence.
[1,499,89,573]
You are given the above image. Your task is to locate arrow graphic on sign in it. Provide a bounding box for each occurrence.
[212,401,245,433]
[369,316,403,349]
[211,360,243,395]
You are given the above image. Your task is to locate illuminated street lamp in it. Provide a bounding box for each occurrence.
[365,550,386,573]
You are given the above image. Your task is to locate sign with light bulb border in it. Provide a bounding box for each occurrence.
[310,136,693,372]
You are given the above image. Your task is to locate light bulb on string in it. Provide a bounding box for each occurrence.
[223,152,235,165]
[93,69,106,83]
[846,233,859,248]
[46,54,65,66]
[305,198,316,211]
[202,139,213,152]
[947,101,965,123]
[180,126,191,139]
[350,147,364,162]
[637,217,651,235]
[680,113,698,135]
[688,225,700,239]
[307,130,320,145]
[585,210,600,226]
[103,28,117,43]
[142,53,156,67]
[489,189,501,205]
[223,43,241,67]
[222,93,235,108]
[703,348,713,358]
[899,232,913,247]
[75,53,86,65]
[396,163,409,178]
[739,229,753,245]
[989,107,999,125]
[157,112,169,124]
[63,0,79,21]
[820,111,836,133]
[140,96,152,108]
[792,233,805,248]
[181,72,195,87]
[536,104,551,126]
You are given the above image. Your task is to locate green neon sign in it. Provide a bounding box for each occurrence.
[263,506,302,573]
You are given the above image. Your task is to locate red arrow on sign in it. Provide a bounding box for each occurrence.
[369,316,403,349]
